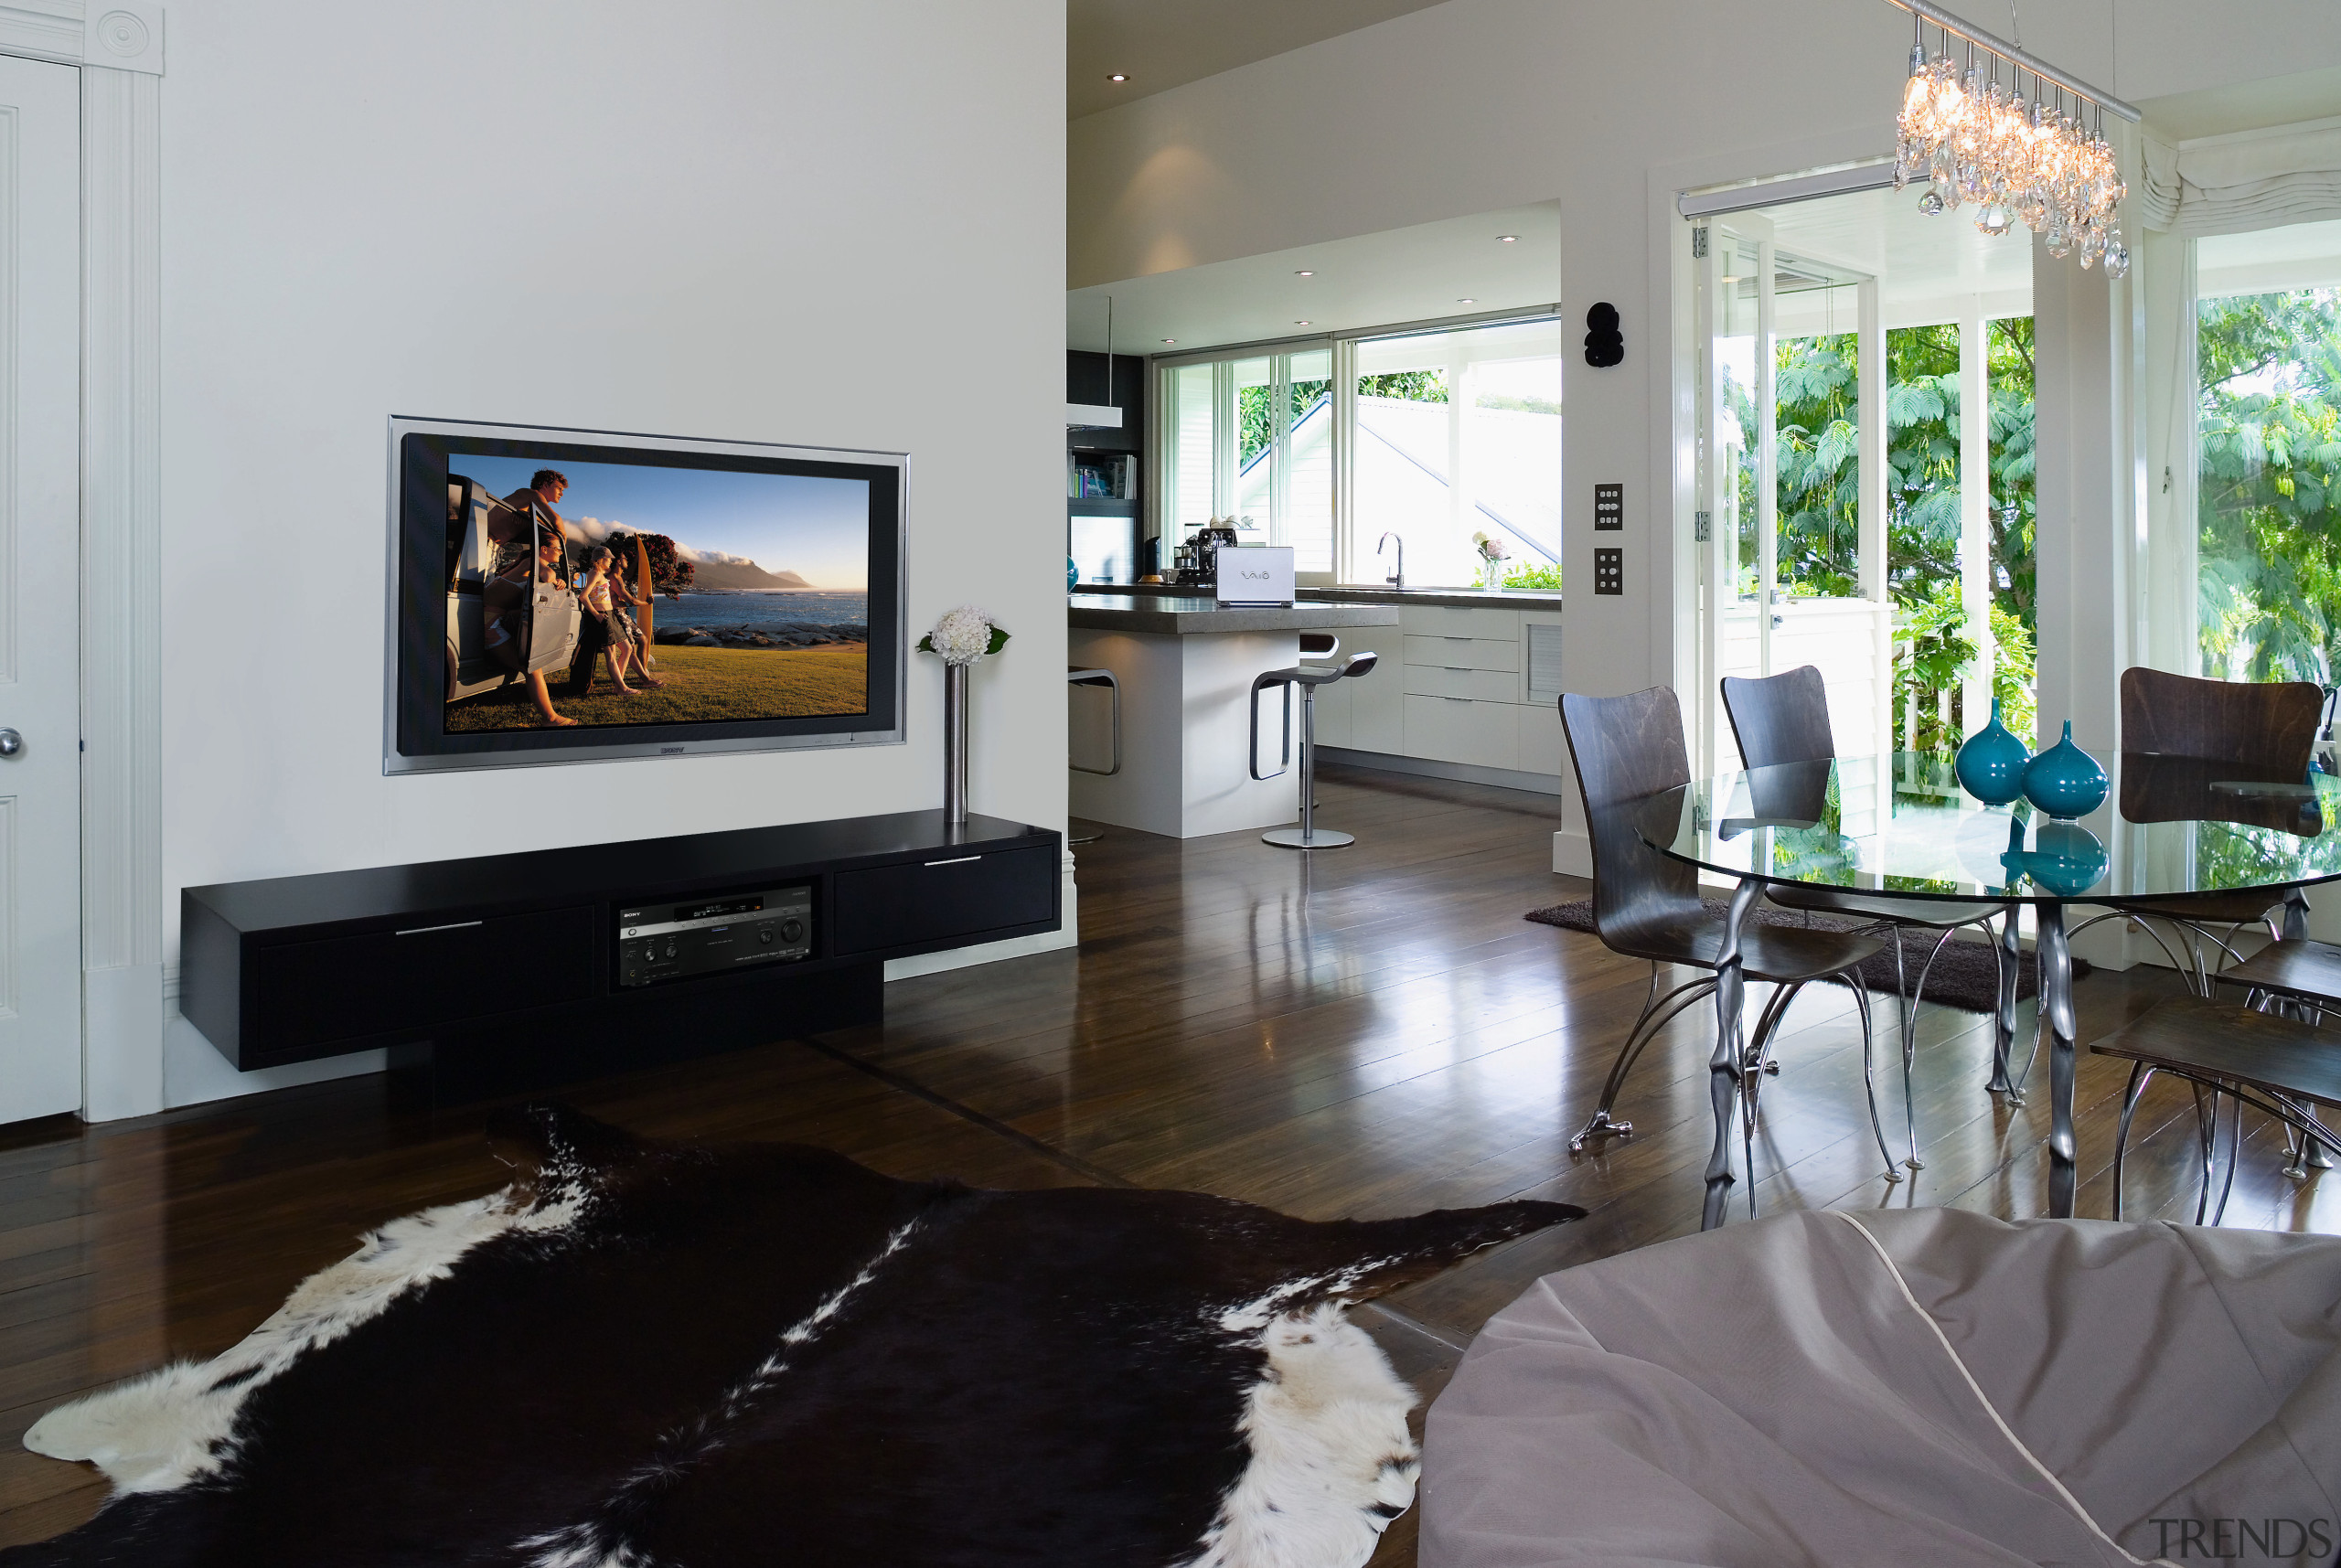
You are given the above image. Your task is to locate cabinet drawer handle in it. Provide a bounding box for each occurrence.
[1446,666,1471,672]
[394,920,483,937]
[924,855,982,867]
[1441,695,1473,704]
[1445,635,1473,642]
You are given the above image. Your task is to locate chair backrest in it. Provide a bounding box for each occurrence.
[1557,687,1700,941]
[1299,632,1341,658]
[1340,651,1377,679]
[2120,667,2323,773]
[1720,665,1834,770]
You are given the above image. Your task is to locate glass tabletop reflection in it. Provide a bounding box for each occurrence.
[1636,752,2341,905]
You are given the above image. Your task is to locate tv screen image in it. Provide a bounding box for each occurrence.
[443,454,871,732]
[389,419,904,774]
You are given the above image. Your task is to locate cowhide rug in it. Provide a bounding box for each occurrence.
[6,1104,1580,1568]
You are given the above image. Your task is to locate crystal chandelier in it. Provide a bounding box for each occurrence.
[1891,2,2133,280]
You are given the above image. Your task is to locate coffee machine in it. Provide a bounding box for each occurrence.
[1173,525,1238,586]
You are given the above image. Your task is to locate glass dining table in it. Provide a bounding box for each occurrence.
[1635,751,2341,1227]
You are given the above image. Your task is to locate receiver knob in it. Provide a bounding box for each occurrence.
[781,919,806,944]
[758,927,775,945]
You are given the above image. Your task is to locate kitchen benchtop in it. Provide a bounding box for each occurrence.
[1067,593,1400,635]
[1074,582,1563,612]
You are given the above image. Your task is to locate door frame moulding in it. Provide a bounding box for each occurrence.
[0,2,166,1119]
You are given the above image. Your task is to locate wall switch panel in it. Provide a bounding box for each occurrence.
[1594,548,1623,595]
[1594,482,1623,530]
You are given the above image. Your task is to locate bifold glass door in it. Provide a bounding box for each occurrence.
[1694,217,1889,779]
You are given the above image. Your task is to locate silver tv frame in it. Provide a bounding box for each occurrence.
[383,415,908,775]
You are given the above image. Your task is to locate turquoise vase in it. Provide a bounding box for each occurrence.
[1068,555,1080,590]
[1955,696,2030,805]
[2023,720,2109,820]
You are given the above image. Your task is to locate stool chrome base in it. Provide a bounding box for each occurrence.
[1264,827,1354,849]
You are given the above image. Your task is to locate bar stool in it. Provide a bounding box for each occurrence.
[1066,667,1121,776]
[1249,645,1378,849]
[1067,666,1121,847]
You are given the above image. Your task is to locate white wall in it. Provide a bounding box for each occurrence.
[144,0,1068,1111]
[1067,0,2341,869]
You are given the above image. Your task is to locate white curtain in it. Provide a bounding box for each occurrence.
[2143,116,2341,237]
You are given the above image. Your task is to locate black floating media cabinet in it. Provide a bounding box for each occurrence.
[181,811,1061,1104]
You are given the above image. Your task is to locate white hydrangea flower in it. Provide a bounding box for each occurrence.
[924,604,1003,666]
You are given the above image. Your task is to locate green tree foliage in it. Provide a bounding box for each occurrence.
[1357,369,1447,403]
[2197,288,2341,682]
[1891,577,1977,752]
[1237,379,1331,467]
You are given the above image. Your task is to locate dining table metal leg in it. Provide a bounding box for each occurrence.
[2040,901,2079,1218]
[1703,876,1762,1231]
[2275,888,2337,1170]
[1987,901,2023,1101]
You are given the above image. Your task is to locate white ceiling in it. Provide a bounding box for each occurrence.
[1066,202,1562,356]
[1728,183,2036,325]
[2137,62,2341,142]
[1066,0,1449,121]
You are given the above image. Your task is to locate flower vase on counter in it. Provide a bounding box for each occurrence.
[1954,696,2030,805]
[1473,530,1510,592]
[919,606,1010,826]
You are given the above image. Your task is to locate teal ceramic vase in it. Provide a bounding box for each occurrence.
[1955,696,2030,805]
[1068,556,1080,590]
[2023,720,2109,820]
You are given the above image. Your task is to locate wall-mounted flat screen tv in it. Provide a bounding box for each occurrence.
[387,417,904,774]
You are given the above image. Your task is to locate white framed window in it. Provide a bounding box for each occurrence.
[1153,310,1561,585]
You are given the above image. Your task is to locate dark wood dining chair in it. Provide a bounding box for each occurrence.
[1558,687,1900,1203]
[2081,667,2325,988]
[2090,995,2341,1222]
[2078,667,2332,1175]
[1719,666,2011,1169]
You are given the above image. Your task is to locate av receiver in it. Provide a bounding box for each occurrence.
[616,885,811,988]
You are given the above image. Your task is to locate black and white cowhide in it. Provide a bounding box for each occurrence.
[8,1104,1579,1568]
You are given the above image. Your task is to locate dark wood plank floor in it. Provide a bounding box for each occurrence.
[0,763,2329,1555]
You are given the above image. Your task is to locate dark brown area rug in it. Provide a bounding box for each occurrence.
[1525,899,2089,1014]
[5,1104,1580,1568]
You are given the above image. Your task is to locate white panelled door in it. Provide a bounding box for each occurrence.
[0,57,83,1124]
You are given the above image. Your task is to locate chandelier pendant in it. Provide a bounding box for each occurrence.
[1890,1,2133,280]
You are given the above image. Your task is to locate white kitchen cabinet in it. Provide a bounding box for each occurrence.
[1404,694,1520,769]
[1402,634,1521,674]
[1400,604,1521,638]
[1520,699,1566,778]
[1403,664,1520,702]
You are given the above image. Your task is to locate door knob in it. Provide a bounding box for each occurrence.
[0,729,18,757]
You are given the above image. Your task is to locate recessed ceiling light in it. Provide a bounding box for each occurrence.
[1161,337,1176,344]
[1458,298,1477,304]
[1295,320,1311,325]
[1497,234,1519,242]
[1295,270,1314,277]
[1107,73,1129,82]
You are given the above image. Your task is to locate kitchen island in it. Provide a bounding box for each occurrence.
[1067,593,1399,838]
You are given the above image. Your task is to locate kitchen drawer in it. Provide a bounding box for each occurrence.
[1404,634,1521,673]
[1400,604,1520,638]
[1403,664,1520,702]
[832,844,1057,955]
[1520,700,1567,779]
[1405,694,1520,769]
[249,905,597,1064]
